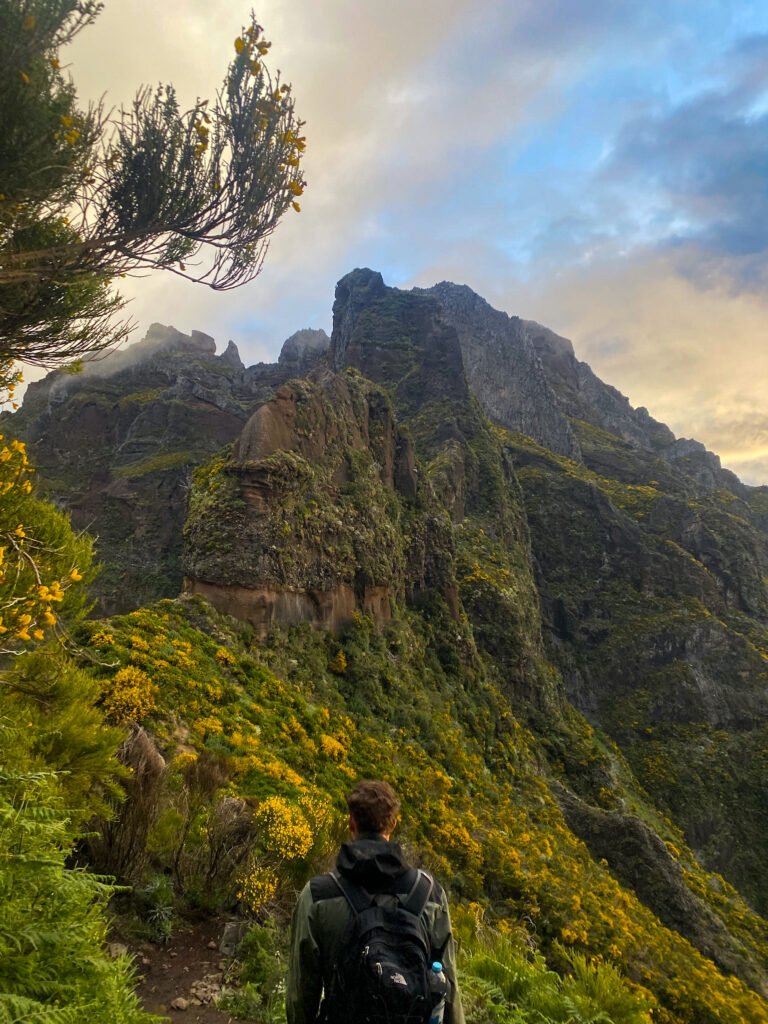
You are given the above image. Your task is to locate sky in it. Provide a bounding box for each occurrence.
[65,0,768,485]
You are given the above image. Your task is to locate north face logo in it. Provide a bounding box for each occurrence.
[390,973,408,986]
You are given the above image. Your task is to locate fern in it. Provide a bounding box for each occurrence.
[0,720,156,1024]
[0,992,100,1024]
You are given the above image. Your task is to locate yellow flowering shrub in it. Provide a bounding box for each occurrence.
[90,629,114,648]
[260,759,304,787]
[174,751,199,771]
[255,795,313,860]
[279,714,317,756]
[102,665,157,723]
[193,715,224,737]
[215,646,236,666]
[320,733,345,761]
[0,414,91,654]
[205,679,224,700]
[328,649,347,674]
[298,790,333,833]
[78,596,768,1024]
[237,865,278,914]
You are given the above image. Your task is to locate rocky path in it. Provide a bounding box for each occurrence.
[121,920,238,1023]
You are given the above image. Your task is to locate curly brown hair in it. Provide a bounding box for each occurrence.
[347,779,400,835]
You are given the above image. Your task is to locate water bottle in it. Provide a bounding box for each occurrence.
[428,961,447,1024]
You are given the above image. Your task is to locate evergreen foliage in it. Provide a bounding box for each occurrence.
[0,440,147,1020]
[0,722,154,1024]
[1,651,123,819]
[0,0,305,378]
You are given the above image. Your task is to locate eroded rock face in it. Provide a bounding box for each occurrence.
[329,268,387,371]
[524,319,747,495]
[557,788,768,998]
[278,328,330,375]
[331,270,469,428]
[525,318,677,452]
[10,324,322,614]
[182,371,454,636]
[506,423,768,911]
[417,283,581,460]
[326,270,553,709]
[184,579,391,637]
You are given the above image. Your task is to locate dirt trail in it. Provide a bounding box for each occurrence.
[126,920,237,1023]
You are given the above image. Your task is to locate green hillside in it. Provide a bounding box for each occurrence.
[5,269,768,1024]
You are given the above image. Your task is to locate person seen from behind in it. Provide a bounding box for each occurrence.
[287,779,465,1024]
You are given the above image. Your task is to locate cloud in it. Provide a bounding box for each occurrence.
[503,244,768,484]
[603,36,768,272]
[46,1,768,487]
[64,0,671,355]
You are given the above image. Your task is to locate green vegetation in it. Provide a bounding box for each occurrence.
[183,375,430,594]
[0,412,157,1020]
[113,451,194,479]
[0,725,152,1024]
[0,510,154,1020]
[502,423,768,917]
[4,263,768,1024]
[67,594,768,1024]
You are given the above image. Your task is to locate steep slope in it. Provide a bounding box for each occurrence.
[415,278,768,913]
[11,268,768,1018]
[181,269,768,959]
[503,427,768,913]
[415,282,580,460]
[327,269,553,708]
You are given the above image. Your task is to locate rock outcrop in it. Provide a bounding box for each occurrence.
[183,370,455,637]
[278,328,330,375]
[9,324,323,613]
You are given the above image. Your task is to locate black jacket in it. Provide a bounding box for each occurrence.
[286,835,465,1024]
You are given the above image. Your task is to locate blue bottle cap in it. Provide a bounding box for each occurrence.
[432,961,443,972]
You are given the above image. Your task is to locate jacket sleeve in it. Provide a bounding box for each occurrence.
[431,887,466,1024]
[286,882,323,1024]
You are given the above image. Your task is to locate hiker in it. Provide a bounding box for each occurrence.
[287,779,465,1024]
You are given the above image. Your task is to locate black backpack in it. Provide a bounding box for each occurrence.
[321,868,441,1024]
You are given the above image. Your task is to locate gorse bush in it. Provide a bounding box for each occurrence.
[102,665,158,724]
[0,426,93,656]
[237,865,279,915]
[255,795,313,860]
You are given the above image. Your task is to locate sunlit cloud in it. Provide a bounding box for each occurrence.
[59,0,768,484]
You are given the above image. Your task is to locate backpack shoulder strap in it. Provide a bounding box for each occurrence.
[330,869,374,916]
[310,872,343,903]
[399,869,434,917]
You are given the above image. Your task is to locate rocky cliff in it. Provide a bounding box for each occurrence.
[417,281,581,460]
[11,268,768,935]
[9,323,328,613]
[182,369,455,637]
